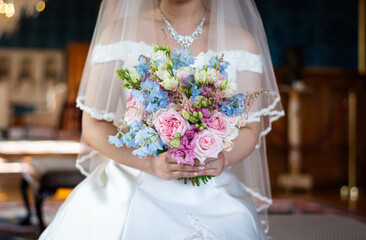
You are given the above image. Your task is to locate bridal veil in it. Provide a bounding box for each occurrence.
[75,0,284,233]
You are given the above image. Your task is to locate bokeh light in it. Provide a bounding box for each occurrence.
[36,1,45,12]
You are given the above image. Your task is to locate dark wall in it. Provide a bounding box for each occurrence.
[256,0,358,68]
[0,0,359,69]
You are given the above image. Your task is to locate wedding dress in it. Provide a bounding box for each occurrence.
[40,0,284,239]
[39,42,267,240]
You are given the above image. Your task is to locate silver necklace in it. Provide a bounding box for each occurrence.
[159,5,207,49]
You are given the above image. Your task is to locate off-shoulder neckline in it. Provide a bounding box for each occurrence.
[95,40,261,58]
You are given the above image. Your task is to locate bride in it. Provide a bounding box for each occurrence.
[39,0,284,239]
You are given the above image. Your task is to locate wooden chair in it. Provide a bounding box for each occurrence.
[20,156,85,230]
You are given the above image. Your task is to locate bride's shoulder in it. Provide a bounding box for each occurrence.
[225,24,259,55]
[96,8,155,45]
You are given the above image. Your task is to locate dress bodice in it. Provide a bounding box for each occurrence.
[91,41,263,82]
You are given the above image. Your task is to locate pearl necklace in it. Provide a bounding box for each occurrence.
[159,5,207,49]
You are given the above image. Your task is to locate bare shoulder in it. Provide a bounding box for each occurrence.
[225,24,259,54]
[96,7,156,45]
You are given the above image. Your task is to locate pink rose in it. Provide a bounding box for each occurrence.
[194,130,224,164]
[167,146,196,165]
[124,97,145,124]
[155,109,189,144]
[207,111,228,138]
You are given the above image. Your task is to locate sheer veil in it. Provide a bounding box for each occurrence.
[75,0,284,233]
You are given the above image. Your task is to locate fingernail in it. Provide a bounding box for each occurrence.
[194,172,198,176]
[198,166,205,170]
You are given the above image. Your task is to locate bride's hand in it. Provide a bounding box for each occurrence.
[195,152,226,177]
[151,152,204,180]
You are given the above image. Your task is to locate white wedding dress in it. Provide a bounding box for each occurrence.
[39,42,267,240]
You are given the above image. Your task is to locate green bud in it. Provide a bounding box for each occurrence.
[210,109,214,114]
[202,101,208,108]
[189,117,195,122]
[152,65,158,71]
[213,62,217,68]
[195,123,200,128]
[199,96,204,100]
[202,123,207,128]
[220,79,228,90]
[182,110,190,120]
[204,65,208,71]
[199,126,205,131]
[174,132,181,138]
[198,111,203,119]
[170,139,181,148]
[207,100,212,106]
[153,44,158,52]
[194,102,201,108]
[166,58,173,68]
[185,89,189,96]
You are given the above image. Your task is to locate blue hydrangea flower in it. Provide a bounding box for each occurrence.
[108,135,123,148]
[134,57,150,77]
[171,49,195,70]
[191,84,202,102]
[221,93,246,116]
[131,89,145,103]
[132,127,165,158]
[140,79,169,113]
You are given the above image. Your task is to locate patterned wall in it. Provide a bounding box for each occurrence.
[0,0,358,69]
[0,0,98,48]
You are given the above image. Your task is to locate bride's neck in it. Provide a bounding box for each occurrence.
[159,0,206,30]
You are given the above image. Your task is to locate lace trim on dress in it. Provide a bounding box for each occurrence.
[76,96,122,122]
[171,214,225,240]
[91,40,263,75]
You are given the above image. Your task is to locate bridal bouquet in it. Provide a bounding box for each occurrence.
[109,44,265,186]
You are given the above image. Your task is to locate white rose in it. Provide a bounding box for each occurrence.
[223,140,235,152]
[194,69,207,84]
[224,82,239,98]
[206,68,221,84]
[227,115,240,128]
[238,114,247,127]
[150,50,167,62]
[225,126,239,142]
[155,63,177,90]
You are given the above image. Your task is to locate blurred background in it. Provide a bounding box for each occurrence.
[0,0,365,238]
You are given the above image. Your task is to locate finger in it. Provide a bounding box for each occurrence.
[171,171,199,178]
[166,157,178,163]
[168,163,205,172]
[196,169,219,177]
[193,159,205,166]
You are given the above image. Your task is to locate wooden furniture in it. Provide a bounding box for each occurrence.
[277,83,313,191]
[63,43,90,132]
[21,156,84,230]
[267,68,366,191]
[0,140,83,230]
